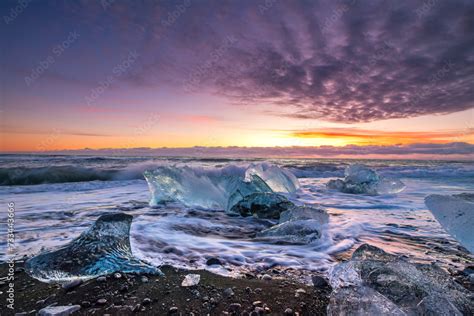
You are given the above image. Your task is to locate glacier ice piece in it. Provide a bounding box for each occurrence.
[258,206,329,244]
[327,164,405,195]
[245,163,300,193]
[144,165,275,210]
[181,273,201,287]
[229,192,294,219]
[258,219,325,244]
[25,213,161,282]
[344,164,379,184]
[279,205,329,224]
[328,244,473,315]
[425,193,474,253]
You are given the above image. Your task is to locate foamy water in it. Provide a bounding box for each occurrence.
[1,155,473,283]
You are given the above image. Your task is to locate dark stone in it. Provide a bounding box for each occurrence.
[230,193,294,219]
[311,275,329,288]
[206,257,222,266]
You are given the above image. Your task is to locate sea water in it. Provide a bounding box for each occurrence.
[1,155,473,283]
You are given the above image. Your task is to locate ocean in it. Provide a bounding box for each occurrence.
[1,154,473,283]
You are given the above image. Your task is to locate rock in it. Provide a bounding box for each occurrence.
[96,276,106,282]
[228,303,242,313]
[261,274,272,281]
[96,298,107,305]
[61,279,82,290]
[141,276,149,283]
[223,287,234,297]
[206,257,222,266]
[181,274,200,287]
[328,244,474,315]
[284,307,293,315]
[114,272,122,279]
[142,298,151,305]
[295,288,306,298]
[38,305,81,316]
[80,301,91,307]
[312,275,329,287]
[230,193,294,219]
[252,301,263,307]
[169,306,178,314]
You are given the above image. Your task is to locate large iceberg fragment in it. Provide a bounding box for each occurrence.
[25,213,161,282]
[245,163,300,193]
[328,244,473,315]
[258,206,329,244]
[425,193,474,253]
[327,164,405,195]
[144,164,298,211]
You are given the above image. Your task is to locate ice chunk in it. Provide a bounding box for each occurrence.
[279,205,329,224]
[425,193,474,253]
[344,164,379,184]
[258,219,325,244]
[144,165,273,210]
[245,163,300,193]
[181,274,200,287]
[25,213,161,282]
[229,192,294,219]
[328,244,473,315]
[258,206,329,244]
[327,164,405,195]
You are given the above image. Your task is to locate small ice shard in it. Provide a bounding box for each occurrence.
[328,244,473,315]
[258,206,329,244]
[38,305,81,316]
[425,193,474,253]
[181,273,201,287]
[258,219,325,244]
[327,164,405,195]
[279,206,329,224]
[25,213,161,282]
[229,192,294,219]
[245,163,300,193]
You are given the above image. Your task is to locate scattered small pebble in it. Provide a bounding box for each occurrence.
[62,279,82,290]
[223,287,234,298]
[252,300,263,307]
[141,276,149,283]
[96,276,106,282]
[114,272,122,279]
[169,306,178,314]
[284,307,294,315]
[96,298,107,305]
[142,298,151,305]
[261,274,272,281]
[312,275,329,287]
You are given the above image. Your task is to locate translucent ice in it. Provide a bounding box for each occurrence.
[245,163,300,193]
[258,206,329,244]
[425,193,474,253]
[144,164,299,211]
[181,274,201,287]
[327,164,405,195]
[328,244,473,315]
[25,213,161,282]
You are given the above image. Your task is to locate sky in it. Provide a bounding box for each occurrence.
[1,0,473,158]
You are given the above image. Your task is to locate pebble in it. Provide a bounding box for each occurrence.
[96,276,107,282]
[228,303,242,312]
[295,288,306,297]
[81,301,91,308]
[284,308,293,315]
[312,275,329,287]
[96,298,107,305]
[254,288,262,294]
[62,279,82,290]
[206,257,223,266]
[141,276,149,283]
[469,274,474,284]
[169,306,179,314]
[261,274,272,281]
[223,287,234,297]
[142,298,152,305]
[252,300,263,307]
[114,272,122,279]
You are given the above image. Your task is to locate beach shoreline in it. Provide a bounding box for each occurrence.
[0,262,330,315]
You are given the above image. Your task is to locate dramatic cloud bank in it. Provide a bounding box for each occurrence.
[29,142,474,159]
[101,0,474,122]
